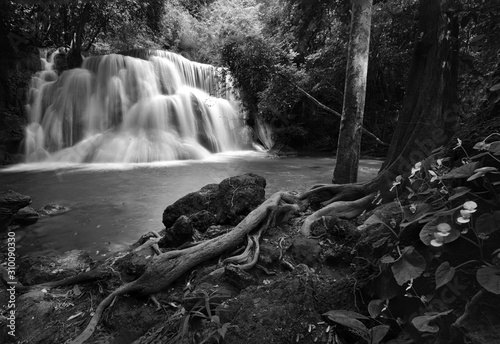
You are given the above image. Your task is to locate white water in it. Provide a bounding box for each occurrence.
[24,50,250,163]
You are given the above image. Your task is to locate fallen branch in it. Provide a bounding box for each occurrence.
[68,192,299,344]
[276,72,389,146]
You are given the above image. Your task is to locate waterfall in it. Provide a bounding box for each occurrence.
[24,50,250,163]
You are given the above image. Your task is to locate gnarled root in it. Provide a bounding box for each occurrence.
[299,183,370,208]
[300,193,377,236]
[68,192,299,344]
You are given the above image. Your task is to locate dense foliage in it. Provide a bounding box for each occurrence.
[2,0,499,152]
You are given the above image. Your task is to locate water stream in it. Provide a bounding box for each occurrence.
[1,153,382,259]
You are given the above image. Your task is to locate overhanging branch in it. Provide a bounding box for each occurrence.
[276,72,389,146]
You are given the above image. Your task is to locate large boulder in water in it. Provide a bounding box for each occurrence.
[162,173,266,229]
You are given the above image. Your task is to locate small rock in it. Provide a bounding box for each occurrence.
[287,238,322,268]
[38,203,69,216]
[12,206,39,225]
[224,265,258,290]
[258,242,280,268]
[158,215,194,248]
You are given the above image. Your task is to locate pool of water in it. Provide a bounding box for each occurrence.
[0,151,382,259]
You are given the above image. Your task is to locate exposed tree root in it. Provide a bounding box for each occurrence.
[67,192,299,344]
[299,183,371,208]
[300,193,377,236]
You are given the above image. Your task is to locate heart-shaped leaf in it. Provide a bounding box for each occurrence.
[323,310,368,333]
[401,203,433,228]
[368,325,390,344]
[368,299,385,318]
[475,212,500,235]
[391,246,426,285]
[420,217,460,246]
[440,162,479,180]
[435,261,456,289]
[412,310,453,333]
[476,266,500,294]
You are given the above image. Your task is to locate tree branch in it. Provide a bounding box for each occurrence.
[275,71,389,146]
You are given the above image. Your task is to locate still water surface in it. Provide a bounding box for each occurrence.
[0,151,381,259]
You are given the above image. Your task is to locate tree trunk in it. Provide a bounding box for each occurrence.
[300,0,460,234]
[378,0,459,180]
[333,0,373,184]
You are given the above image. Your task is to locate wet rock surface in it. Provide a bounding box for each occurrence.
[162,173,266,228]
[12,206,39,225]
[0,190,32,230]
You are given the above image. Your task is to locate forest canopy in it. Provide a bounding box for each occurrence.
[2,0,499,153]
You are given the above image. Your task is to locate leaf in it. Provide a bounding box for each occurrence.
[475,212,500,235]
[362,213,386,228]
[490,83,500,92]
[372,236,389,248]
[401,203,433,228]
[381,254,396,264]
[411,310,453,333]
[369,325,391,344]
[488,141,500,155]
[435,262,456,289]
[419,217,460,246]
[440,162,479,180]
[476,266,500,294]
[323,310,368,333]
[467,171,486,181]
[448,187,470,201]
[368,299,385,318]
[391,246,426,285]
[469,34,486,44]
[324,309,369,320]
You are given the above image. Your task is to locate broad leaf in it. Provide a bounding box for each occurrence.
[435,262,456,289]
[368,325,390,344]
[440,162,479,180]
[368,299,385,318]
[411,310,453,333]
[476,266,500,294]
[488,141,500,155]
[324,309,369,320]
[475,212,500,235]
[470,34,486,44]
[420,217,460,246]
[448,187,470,201]
[391,246,426,285]
[490,84,500,92]
[401,203,433,228]
[323,310,368,333]
[372,236,389,248]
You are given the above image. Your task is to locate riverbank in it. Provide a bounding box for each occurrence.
[1,172,498,344]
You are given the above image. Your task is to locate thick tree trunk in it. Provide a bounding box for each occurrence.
[300,0,460,234]
[333,0,373,184]
[378,0,459,180]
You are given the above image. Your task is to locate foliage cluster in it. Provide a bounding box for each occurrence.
[328,133,500,342]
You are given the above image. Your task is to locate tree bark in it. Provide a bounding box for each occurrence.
[379,0,459,180]
[334,0,373,184]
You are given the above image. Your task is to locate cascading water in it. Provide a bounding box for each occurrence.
[24,49,250,163]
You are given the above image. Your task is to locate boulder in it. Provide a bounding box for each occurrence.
[12,206,39,225]
[162,173,266,228]
[0,190,32,230]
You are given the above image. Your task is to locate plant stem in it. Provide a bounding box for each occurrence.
[459,234,480,248]
[455,260,480,269]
